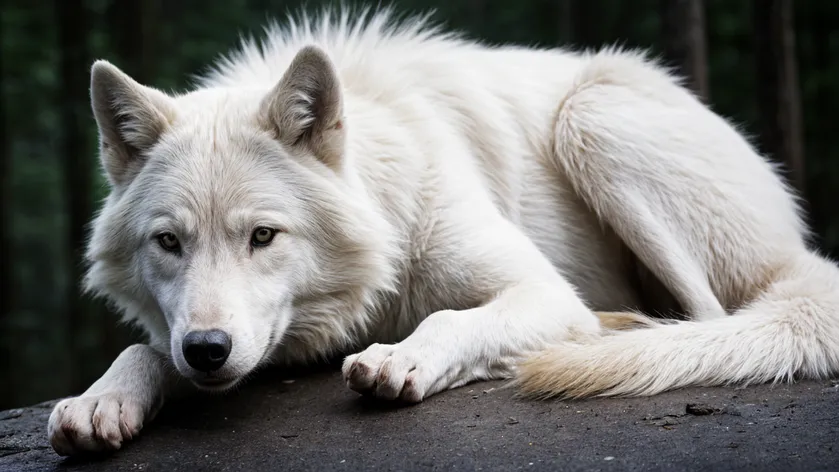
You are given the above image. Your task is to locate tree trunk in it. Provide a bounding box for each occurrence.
[753,0,806,194]
[107,0,158,82]
[469,0,486,36]
[557,0,573,46]
[0,26,15,410]
[660,0,710,100]
[56,0,92,394]
[570,0,601,49]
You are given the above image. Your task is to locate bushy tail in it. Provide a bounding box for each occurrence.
[516,252,839,399]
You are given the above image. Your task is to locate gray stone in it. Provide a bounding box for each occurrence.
[1,365,838,471]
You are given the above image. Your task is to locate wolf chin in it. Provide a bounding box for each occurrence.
[48,7,839,456]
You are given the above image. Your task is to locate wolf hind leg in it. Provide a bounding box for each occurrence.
[551,49,807,321]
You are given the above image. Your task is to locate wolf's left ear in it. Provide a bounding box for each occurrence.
[260,46,345,170]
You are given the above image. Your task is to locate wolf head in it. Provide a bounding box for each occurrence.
[84,46,396,391]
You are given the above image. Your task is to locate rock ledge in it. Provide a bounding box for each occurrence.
[2,368,838,471]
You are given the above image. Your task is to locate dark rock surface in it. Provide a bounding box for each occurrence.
[2,365,838,471]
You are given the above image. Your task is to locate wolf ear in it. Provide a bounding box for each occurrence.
[259,46,345,170]
[90,60,176,188]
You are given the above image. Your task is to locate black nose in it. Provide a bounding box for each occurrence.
[182,329,232,372]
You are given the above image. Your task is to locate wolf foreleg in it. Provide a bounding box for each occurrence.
[342,215,601,402]
[48,344,182,455]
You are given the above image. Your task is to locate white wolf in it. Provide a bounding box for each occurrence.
[48,8,839,456]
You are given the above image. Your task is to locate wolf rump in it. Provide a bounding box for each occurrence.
[48,8,839,456]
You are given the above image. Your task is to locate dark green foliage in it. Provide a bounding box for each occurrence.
[1,0,836,409]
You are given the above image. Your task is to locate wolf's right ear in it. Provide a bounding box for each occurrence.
[90,61,176,188]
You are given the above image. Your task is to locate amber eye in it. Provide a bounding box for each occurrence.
[157,232,180,252]
[251,227,276,247]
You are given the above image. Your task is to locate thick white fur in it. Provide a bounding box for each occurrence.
[48,7,839,456]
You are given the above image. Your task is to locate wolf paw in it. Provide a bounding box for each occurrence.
[342,343,446,403]
[48,393,144,456]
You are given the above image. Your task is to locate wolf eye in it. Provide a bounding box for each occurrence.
[157,232,180,252]
[251,227,276,247]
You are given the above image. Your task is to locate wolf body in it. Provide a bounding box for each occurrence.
[48,9,839,456]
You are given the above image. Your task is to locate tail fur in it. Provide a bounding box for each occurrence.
[593,311,660,331]
[517,252,839,399]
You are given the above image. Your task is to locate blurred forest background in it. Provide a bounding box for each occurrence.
[1,0,837,410]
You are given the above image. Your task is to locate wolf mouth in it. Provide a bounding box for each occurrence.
[192,378,239,393]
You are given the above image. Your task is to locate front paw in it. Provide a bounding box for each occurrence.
[48,393,145,456]
[342,343,450,403]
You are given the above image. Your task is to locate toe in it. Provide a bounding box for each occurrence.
[399,369,428,403]
[119,400,144,440]
[345,344,395,393]
[61,399,102,453]
[374,356,413,400]
[92,397,123,449]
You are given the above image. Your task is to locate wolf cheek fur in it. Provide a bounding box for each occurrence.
[48,8,839,457]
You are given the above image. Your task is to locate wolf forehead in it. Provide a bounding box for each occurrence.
[133,128,303,209]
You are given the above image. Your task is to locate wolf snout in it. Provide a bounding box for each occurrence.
[182,329,232,372]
